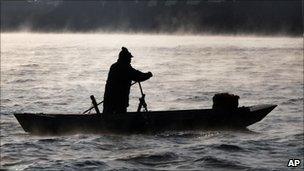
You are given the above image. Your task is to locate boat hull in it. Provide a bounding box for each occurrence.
[14,104,276,134]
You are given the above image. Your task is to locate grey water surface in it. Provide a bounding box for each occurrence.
[1,33,303,170]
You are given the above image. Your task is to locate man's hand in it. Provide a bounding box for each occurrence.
[147,72,153,78]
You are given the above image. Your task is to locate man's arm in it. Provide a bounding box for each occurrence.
[129,66,153,82]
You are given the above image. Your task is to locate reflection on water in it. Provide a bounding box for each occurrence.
[1,33,303,170]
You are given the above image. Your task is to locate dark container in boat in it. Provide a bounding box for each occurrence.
[212,93,239,110]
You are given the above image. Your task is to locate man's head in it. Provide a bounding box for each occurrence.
[118,47,133,64]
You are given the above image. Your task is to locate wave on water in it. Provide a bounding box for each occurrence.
[65,160,108,170]
[176,95,210,102]
[19,64,40,68]
[118,151,179,167]
[12,160,109,171]
[36,138,61,143]
[156,132,202,138]
[9,79,36,83]
[213,144,245,152]
[194,156,249,170]
[281,97,303,105]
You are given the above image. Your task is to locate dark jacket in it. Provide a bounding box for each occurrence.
[103,60,151,114]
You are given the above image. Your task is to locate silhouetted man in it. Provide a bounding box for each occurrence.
[103,47,153,115]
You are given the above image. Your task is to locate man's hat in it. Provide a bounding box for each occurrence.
[119,47,133,58]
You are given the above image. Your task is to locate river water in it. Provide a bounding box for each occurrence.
[1,33,303,170]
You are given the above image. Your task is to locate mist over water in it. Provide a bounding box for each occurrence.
[1,33,303,170]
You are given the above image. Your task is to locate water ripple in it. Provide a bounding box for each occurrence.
[194,156,249,169]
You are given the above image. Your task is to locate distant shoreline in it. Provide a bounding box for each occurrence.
[2,1,302,37]
[0,30,302,38]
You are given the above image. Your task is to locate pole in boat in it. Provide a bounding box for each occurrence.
[137,82,148,112]
[90,95,101,115]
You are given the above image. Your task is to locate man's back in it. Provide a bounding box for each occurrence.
[103,62,133,114]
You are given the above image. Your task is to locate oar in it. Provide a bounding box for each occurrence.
[83,81,138,114]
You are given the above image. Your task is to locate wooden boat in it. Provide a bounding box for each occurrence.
[14,104,276,134]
